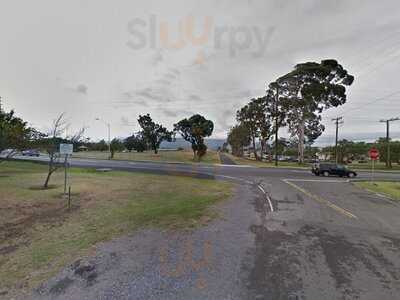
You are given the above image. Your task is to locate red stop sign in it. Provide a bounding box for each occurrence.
[369,148,379,160]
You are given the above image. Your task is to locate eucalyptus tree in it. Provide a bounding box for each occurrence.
[277,59,354,163]
[253,96,274,157]
[227,124,251,157]
[138,114,174,154]
[174,114,214,161]
[236,100,261,160]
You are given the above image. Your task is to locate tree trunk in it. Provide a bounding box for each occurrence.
[298,120,305,164]
[193,150,197,161]
[44,155,54,188]
[252,135,259,161]
[44,171,52,189]
[260,139,264,161]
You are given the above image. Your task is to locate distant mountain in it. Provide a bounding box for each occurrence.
[160,138,226,151]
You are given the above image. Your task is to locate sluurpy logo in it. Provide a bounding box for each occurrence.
[127,15,275,61]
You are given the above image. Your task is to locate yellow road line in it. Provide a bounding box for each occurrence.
[283,180,358,220]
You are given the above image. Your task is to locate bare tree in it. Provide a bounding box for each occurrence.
[43,114,86,188]
[43,114,67,188]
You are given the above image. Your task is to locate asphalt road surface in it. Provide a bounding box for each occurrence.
[15,155,400,300]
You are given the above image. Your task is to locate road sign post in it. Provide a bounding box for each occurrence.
[60,144,73,195]
[368,147,380,183]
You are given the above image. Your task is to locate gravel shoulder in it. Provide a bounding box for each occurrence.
[27,184,260,300]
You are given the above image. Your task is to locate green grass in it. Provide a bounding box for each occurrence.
[0,161,233,292]
[347,161,400,171]
[72,150,221,165]
[355,181,400,200]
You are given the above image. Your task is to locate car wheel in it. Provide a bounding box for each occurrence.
[348,173,355,178]
[323,171,329,177]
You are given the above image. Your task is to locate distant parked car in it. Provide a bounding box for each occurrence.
[312,163,357,178]
[22,149,40,157]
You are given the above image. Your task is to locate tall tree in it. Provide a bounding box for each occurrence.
[254,96,274,158]
[138,114,174,154]
[236,100,261,160]
[174,114,214,161]
[124,132,148,152]
[227,124,251,157]
[278,59,354,163]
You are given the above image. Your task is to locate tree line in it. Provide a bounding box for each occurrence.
[88,114,214,161]
[228,59,355,164]
[322,138,400,165]
[0,105,214,187]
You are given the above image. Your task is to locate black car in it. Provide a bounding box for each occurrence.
[22,149,40,157]
[312,163,357,178]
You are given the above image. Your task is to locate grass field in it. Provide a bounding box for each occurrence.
[355,181,400,200]
[347,161,400,171]
[0,161,233,293]
[226,154,310,169]
[72,150,220,165]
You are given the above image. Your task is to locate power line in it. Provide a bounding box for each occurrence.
[341,89,400,115]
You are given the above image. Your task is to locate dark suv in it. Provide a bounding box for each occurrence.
[312,163,357,178]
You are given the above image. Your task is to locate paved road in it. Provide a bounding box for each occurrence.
[16,156,400,299]
[219,152,237,165]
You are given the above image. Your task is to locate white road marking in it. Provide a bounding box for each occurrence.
[283,179,358,219]
[283,179,350,183]
[257,185,275,213]
[213,164,253,168]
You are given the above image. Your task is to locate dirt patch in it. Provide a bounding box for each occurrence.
[0,200,77,257]
[29,185,59,191]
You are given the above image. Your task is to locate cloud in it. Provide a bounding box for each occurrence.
[160,108,178,118]
[75,84,88,95]
[151,50,163,66]
[135,87,172,103]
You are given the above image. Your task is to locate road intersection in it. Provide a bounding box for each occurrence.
[17,155,400,299]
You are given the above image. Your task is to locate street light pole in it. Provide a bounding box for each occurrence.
[96,118,111,159]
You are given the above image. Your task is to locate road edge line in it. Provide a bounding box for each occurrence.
[283,179,358,220]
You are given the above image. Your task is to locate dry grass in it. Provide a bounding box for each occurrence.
[0,161,233,293]
[72,150,221,165]
[355,181,400,200]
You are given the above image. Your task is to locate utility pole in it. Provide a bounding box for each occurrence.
[275,84,279,166]
[332,117,343,164]
[380,117,400,168]
[0,96,3,113]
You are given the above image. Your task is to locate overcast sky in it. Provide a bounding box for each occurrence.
[1,0,400,145]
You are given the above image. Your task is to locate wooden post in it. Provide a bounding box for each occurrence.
[68,186,71,210]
